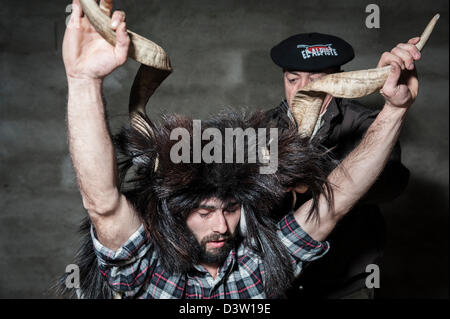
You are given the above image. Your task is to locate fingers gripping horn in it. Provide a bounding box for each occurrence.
[78,0,172,71]
[79,0,173,171]
[292,13,440,137]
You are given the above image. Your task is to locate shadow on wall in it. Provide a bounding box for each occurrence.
[378,175,449,298]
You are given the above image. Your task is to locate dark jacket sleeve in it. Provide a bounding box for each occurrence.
[329,99,410,204]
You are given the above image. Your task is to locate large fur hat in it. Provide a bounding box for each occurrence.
[113,108,334,297]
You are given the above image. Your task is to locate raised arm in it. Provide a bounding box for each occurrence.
[63,0,141,250]
[295,38,421,241]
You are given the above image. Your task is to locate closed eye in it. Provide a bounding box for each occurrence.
[198,211,212,218]
[224,204,240,214]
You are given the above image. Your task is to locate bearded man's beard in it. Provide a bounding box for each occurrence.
[197,231,240,265]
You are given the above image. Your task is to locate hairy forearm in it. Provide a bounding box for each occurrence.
[295,105,407,241]
[67,77,120,214]
[329,105,406,215]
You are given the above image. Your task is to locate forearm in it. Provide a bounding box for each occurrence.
[67,77,120,214]
[295,105,407,240]
[329,105,406,216]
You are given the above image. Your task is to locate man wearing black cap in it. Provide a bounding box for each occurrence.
[265,33,412,299]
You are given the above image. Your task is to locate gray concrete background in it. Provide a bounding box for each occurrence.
[0,0,448,298]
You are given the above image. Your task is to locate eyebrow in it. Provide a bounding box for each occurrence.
[198,205,217,211]
[197,201,239,211]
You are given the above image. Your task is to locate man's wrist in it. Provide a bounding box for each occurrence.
[67,76,104,104]
[381,102,409,121]
[67,76,103,99]
[67,76,103,87]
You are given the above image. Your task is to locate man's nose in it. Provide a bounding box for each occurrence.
[212,211,228,234]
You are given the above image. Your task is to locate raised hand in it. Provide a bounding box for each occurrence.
[377,37,421,109]
[62,0,130,80]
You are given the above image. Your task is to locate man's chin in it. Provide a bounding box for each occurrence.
[206,247,227,257]
[200,243,232,264]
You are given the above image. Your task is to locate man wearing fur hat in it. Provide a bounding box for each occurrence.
[59,0,421,298]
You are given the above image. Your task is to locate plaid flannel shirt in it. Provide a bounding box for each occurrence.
[91,213,329,299]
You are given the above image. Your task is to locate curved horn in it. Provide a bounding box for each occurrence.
[78,0,172,135]
[79,0,172,71]
[292,13,440,137]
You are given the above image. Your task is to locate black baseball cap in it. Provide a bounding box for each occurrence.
[270,32,354,72]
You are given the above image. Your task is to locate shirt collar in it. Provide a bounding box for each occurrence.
[320,97,340,123]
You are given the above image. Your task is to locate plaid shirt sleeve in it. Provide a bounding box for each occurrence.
[277,213,330,277]
[90,224,155,297]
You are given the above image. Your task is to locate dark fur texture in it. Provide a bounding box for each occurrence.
[52,217,114,299]
[54,109,334,298]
